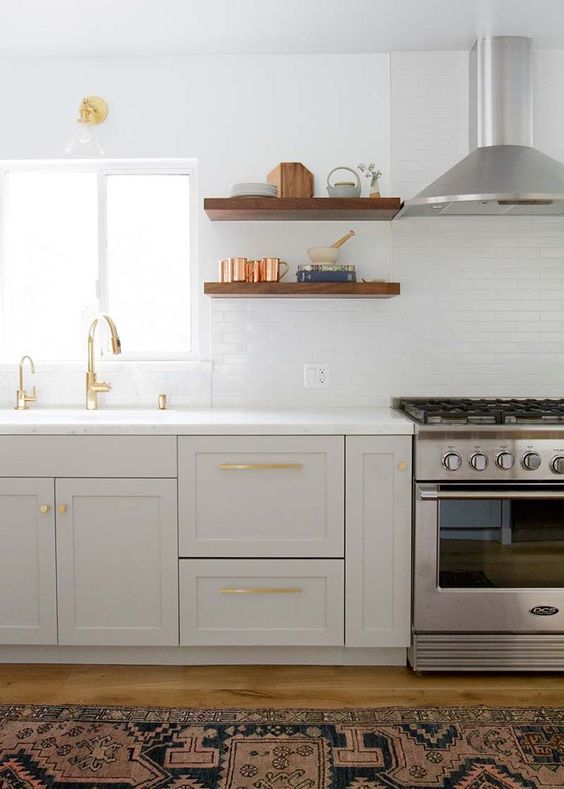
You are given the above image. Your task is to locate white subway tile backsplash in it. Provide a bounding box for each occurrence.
[210,212,564,406]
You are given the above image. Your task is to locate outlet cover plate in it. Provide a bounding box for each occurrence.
[304,363,330,388]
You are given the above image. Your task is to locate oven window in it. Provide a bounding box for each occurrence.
[438,488,564,588]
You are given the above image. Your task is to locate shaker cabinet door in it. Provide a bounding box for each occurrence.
[346,436,412,647]
[0,478,57,644]
[56,478,179,646]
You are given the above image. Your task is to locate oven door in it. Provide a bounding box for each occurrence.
[414,483,564,632]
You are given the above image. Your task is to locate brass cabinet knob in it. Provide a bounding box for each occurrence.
[57,504,68,514]
[39,504,49,514]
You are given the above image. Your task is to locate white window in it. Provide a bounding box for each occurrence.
[0,160,197,363]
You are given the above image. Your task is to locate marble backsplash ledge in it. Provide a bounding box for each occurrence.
[0,362,212,409]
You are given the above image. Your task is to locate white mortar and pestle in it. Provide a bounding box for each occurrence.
[307,230,355,264]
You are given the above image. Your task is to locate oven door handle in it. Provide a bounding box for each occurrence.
[417,484,564,501]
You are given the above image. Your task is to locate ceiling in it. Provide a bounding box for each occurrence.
[2,0,564,58]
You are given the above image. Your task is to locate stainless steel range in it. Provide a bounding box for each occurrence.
[399,397,564,672]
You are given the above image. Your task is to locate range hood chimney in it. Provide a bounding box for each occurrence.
[399,36,564,217]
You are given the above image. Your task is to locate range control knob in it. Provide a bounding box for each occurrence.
[469,452,488,471]
[443,452,462,471]
[552,456,564,474]
[496,451,515,470]
[522,452,542,471]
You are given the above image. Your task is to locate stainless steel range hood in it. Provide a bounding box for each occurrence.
[398,36,564,217]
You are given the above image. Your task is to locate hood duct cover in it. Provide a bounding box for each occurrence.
[399,36,564,217]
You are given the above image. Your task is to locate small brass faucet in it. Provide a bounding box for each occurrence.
[86,314,121,410]
[15,355,37,410]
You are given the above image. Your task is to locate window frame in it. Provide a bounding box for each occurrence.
[0,158,199,364]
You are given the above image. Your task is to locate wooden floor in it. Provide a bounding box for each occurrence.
[1,665,564,708]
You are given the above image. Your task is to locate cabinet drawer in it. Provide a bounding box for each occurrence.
[180,559,344,646]
[178,436,344,557]
[0,436,176,478]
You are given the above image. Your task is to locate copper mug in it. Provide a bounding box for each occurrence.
[219,259,232,282]
[261,258,289,282]
[246,259,262,283]
[230,257,248,282]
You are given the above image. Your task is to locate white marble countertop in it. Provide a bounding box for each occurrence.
[0,407,414,435]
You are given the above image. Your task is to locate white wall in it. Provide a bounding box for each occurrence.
[1,49,564,408]
[0,53,389,407]
[212,49,564,407]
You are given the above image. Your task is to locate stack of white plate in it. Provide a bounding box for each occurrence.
[229,182,278,198]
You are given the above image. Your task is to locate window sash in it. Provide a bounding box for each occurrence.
[0,158,199,363]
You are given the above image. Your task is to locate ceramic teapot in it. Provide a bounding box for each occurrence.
[326,166,362,198]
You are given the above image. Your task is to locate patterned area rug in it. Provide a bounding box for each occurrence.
[0,704,563,788]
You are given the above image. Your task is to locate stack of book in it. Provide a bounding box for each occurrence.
[296,264,356,283]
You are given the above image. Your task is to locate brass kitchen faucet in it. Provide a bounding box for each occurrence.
[15,355,37,410]
[85,314,121,410]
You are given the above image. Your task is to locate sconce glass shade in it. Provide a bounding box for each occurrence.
[63,121,105,157]
[63,96,108,157]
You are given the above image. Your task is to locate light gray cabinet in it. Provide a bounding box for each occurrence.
[56,478,179,646]
[0,436,179,648]
[345,436,412,647]
[179,558,344,646]
[0,432,413,655]
[177,436,346,646]
[0,478,57,644]
[0,435,176,477]
[178,436,344,558]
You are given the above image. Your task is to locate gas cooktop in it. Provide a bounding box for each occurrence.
[399,398,564,425]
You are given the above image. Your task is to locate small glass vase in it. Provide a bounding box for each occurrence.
[369,178,381,198]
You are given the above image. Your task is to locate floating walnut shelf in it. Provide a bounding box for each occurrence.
[204,197,402,221]
[204,282,400,299]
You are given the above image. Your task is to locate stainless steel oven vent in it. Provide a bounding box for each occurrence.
[410,634,564,672]
[399,36,564,217]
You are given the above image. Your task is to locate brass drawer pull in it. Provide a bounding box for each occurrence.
[58,504,68,514]
[219,463,303,470]
[39,504,50,514]
[220,587,303,595]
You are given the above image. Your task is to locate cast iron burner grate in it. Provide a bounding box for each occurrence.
[399,398,564,425]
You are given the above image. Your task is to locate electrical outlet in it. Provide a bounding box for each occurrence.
[303,363,330,388]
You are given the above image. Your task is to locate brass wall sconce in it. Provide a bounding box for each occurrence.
[78,96,108,125]
[64,96,109,156]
